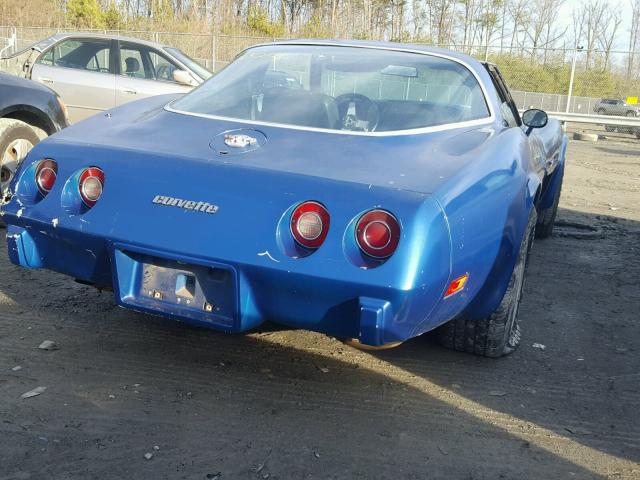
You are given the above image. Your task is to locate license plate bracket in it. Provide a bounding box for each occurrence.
[113,248,237,327]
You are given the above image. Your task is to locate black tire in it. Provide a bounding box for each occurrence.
[596,108,605,115]
[604,125,615,132]
[437,209,537,358]
[535,166,564,239]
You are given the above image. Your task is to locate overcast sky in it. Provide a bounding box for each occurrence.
[559,0,634,51]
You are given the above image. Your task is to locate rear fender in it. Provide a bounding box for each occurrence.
[436,128,537,322]
[538,135,567,210]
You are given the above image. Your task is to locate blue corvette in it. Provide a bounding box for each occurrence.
[1,41,566,357]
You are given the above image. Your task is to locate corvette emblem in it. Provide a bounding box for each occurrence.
[224,133,257,148]
[152,195,219,214]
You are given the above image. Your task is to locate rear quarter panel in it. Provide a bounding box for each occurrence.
[427,125,539,325]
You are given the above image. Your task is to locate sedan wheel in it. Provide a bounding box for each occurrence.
[1,138,33,192]
[0,119,40,199]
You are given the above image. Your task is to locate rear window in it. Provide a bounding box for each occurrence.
[171,45,490,133]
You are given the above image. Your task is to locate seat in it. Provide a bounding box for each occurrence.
[124,57,141,77]
[259,88,338,129]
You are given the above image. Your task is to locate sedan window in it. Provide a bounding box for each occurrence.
[38,39,112,74]
[120,47,146,79]
[149,51,181,83]
[119,43,182,83]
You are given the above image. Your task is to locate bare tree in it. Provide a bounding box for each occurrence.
[525,0,564,56]
[572,0,609,66]
[629,0,640,79]
[508,0,529,52]
[597,5,622,71]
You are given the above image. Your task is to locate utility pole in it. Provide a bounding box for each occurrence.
[566,46,584,113]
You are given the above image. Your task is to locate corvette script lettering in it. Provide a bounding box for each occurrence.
[152,195,219,214]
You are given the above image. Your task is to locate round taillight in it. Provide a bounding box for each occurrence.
[290,201,330,249]
[355,209,400,259]
[35,159,58,197]
[79,167,104,208]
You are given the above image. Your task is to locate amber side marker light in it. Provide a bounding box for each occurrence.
[444,273,469,298]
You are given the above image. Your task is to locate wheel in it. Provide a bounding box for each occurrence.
[0,118,39,198]
[535,166,564,239]
[437,209,537,358]
[605,125,615,132]
[596,108,605,114]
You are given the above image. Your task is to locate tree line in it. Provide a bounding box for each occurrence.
[1,0,639,95]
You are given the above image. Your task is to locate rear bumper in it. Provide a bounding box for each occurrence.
[6,225,450,346]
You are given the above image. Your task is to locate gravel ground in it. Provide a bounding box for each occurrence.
[1,127,639,480]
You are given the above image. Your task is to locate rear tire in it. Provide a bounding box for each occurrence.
[535,166,564,239]
[437,209,537,358]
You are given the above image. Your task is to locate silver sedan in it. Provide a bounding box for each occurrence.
[3,33,212,123]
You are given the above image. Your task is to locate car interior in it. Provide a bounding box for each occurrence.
[45,41,111,73]
[197,77,485,132]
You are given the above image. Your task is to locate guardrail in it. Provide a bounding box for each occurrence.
[543,111,640,128]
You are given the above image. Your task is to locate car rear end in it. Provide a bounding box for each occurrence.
[2,139,453,347]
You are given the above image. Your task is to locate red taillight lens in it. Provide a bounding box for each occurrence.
[355,210,400,259]
[79,167,104,208]
[290,201,330,249]
[35,159,58,197]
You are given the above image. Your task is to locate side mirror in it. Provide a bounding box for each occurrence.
[522,109,548,134]
[172,69,197,87]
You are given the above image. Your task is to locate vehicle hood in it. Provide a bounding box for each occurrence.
[0,72,56,95]
[44,94,499,195]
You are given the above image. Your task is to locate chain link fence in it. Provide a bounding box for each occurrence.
[2,25,640,116]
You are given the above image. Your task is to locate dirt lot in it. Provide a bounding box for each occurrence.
[1,126,639,480]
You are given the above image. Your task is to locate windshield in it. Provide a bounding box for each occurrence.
[165,47,212,81]
[170,45,490,133]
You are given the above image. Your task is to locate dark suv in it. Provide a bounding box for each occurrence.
[0,72,69,200]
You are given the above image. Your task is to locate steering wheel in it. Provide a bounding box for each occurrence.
[335,93,380,132]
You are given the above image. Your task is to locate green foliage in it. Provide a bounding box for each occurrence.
[103,3,122,29]
[247,7,285,37]
[489,53,638,98]
[410,35,434,45]
[489,54,570,95]
[299,16,332,38]
[66,0,104,28]
[153,0,175,21]
[573,69,614,98]
[390,31,413,43]
[352,31,371,40]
